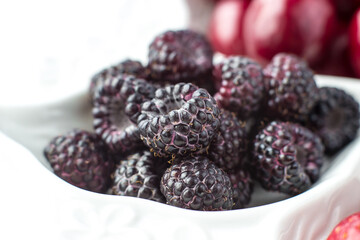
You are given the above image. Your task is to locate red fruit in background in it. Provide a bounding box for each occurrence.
[243,0,337,66]
[208,0,251,55]
[314,23,355,78]
[186,0,216,34]
[327,212,360,240]
[331,0,360,21]
[349,9,360,78]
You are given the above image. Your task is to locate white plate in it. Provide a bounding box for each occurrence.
[1,75,360,239]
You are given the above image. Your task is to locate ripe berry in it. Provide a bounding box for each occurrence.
[308,87,360,155]
[160,156,233,211]
[208,109,248,171]
[44,129,115,193]
[263,53,319,123]
[137,82,221,158]
[90,59,146,101]
[252,121,324,195]
[214,56,265,120]
[228,168,253,209]
[92,74,155,155]
[112,151,167,203]
[148,29,213,83]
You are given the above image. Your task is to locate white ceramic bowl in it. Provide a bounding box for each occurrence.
[1,75,360,239]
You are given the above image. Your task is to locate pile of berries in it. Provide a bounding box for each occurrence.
[44,29,359,211]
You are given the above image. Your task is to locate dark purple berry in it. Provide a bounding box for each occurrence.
[97,124,146,158]
[112,151,167,203]
[228,168,253,209]
[308,87,360,155]
[44,129,114,193]
[208,109,248,171]
[214,56,265,120]
[160,156,233,211]
[252,121,324,195]
[137,82,221,158]
[90,59,146,101]
[263,53,319,123]
[147,30,213,83]
[212,61,223,92]
[93,74,156,155]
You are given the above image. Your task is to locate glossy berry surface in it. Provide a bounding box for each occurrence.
[90,59,147,101]
[309,87,360,155]
[208,109,248,171]
[112,151,167,203]
[228,168,253,209]
[103,125,146,158]
[137,82,220,158]
[160,156,233,211]
[263,53,319,123]
[148,29,213,83]
[92,74,155,155]
[252,121,324,195]
[44,129,114,193]
[214,56,265,120]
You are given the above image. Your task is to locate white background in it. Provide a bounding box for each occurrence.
[0,0,188,105]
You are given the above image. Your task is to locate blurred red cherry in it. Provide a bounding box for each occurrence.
[331,0,360,21]
[313,23,355,77]
[208,0,251,55]
[243,0,338,66]
[186,0,216,34]
[349,9,360,78]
